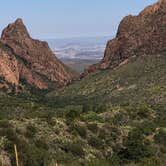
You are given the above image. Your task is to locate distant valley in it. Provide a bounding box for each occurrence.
[46,36,112,72]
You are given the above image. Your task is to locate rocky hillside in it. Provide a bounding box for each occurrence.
[82,0,166,76]
[0,1,165,165]
[0,53,165,166]
[0,19,76,92]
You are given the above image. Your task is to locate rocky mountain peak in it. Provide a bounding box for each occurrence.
[1,18,30,40]
[15,18,23,24]
[140,0,164,16]
[82,0,166,77]
[0,19,76,92]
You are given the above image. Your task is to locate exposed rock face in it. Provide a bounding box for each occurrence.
[0,19,76,91]
[82,0,166,77]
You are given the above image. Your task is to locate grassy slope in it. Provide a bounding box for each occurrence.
[48,53,166,108]
[61,58,99,73]
[0,53,166,166]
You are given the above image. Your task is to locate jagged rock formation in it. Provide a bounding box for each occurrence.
[0,19,76,91]
[82,0,166,77]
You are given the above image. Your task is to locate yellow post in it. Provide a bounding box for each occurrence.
[14,144,19,166]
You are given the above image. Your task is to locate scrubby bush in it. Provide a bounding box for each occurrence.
[87,123,99,133]
[25,124,36,138]
[66,109,80,121]
[22,143,47,166]
[0,136,10,150]
[74,124,87,138]
[34,138,49,150]
[68,142,85,157]
[68,122,87,138]
[154,128,166,146]
[82,104,93,113]
[88,136,102,149]
[138,157,161,166]
[81,112,105,123]
[155,109,166,127]
[136,120,156,136]
[119,128,155,161]
[0,120,11,128]
[87,159,111,166]
[136,106,153,119]
[93,104,108,113]
[98,125,121,141]
[112,113,129,125]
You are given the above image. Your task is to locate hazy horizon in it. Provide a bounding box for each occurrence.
[0,0,158,39]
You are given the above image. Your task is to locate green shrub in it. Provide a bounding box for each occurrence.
[138,157,161,166]
[0,111,7,120]
[98,128,107,139]
[74,124,87,138]
[88,136,102,149]
[82,112,105,123]
[0,120,11,128]
[87,123,99,133]
[68,142,85,157]
[112,113,129,125]
[22,144,47,166]
[119,128,155,161]
[34,138,49,150]
[135,120,156,136]
[98,125,121,141]
[136,106,153,119]
[0,136,10,150]
[66,109,80,121]
[25,124,36,138]
[82,104,93,113]
[155,109,166,127]
[154,129,166,146]
[87,159,111,166]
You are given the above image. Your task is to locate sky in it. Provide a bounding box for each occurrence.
[0,0,158,39]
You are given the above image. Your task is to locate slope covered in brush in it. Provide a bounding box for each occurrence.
[48,53,166,108]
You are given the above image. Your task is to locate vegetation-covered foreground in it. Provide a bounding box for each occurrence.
[0,54,166,166]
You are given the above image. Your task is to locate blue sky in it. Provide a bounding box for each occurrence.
[0,0,158,39]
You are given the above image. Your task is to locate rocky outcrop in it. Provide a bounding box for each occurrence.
[82,0,166,77]
[0,19,76,91]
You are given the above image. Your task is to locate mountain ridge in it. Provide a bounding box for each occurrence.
[81,0,166,77]
[0,18,76,92]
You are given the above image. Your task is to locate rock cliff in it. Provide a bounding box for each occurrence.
[82,0,166,77]
[0,19,76,91]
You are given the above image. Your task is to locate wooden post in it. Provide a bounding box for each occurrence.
[1,158,3,166]
[55,161,58,166]
[14,144,19,166]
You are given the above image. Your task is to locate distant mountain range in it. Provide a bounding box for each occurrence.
[46,36,112,72]
[46,36,112,60]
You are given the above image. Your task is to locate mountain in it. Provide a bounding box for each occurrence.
[48,53,166,107]
[46,36,111,72]
[0,19,76,92]
[0,1,165,166]
[46,36,111,60]
[82,0,166,77]
[46,1,166,164]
